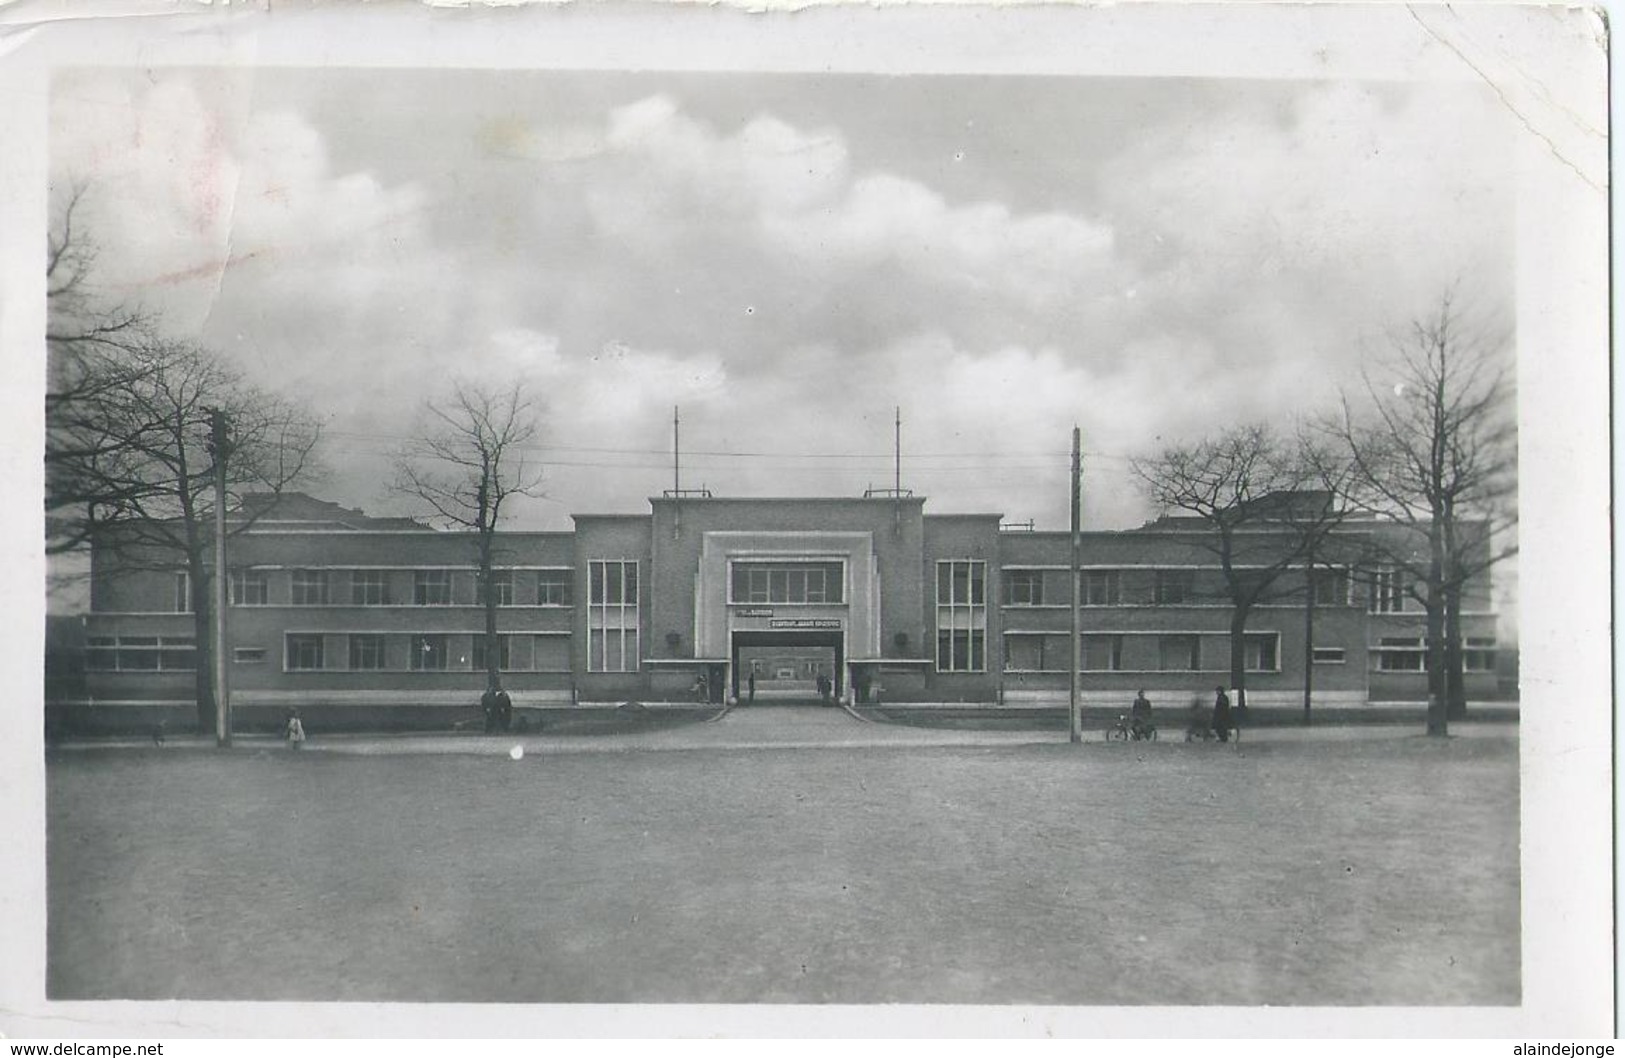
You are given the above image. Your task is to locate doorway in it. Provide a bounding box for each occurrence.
[731,630,844,705]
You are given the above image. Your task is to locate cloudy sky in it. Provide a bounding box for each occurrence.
[48,66,1516,531]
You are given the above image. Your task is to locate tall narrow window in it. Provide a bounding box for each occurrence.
[172,571,192,613]
[935,560,986,672]
[588,560,640,672]
[1244,633,1279,672]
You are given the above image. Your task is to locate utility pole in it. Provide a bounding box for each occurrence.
[1069,426,1082,744]
[209,408,232,747]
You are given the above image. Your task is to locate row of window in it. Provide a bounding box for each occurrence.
[1374,637,1499,673]
[730,561,844,604]
[277,632,571,673]
[1001,633,1279,674]
[228,568,576,608]
[1000,567,1422,612]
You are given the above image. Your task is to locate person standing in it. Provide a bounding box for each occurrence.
[285,710,306,749]
[495,684,514,733]
[1130,690,1153,740]
[748,670,757,704]
[1212,686,1233,743]
[481,685,499,734]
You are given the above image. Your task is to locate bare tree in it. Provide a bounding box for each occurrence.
[1327,290,1517,735]
[392,382,545,699]
[74,339,325,733]
[46,183,158,555]
[1131,424,1347,712]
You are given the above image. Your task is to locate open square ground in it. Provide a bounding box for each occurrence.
[46,727,1518,1005]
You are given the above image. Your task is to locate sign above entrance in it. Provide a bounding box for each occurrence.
[769,618,842,630]
[735,607,774,617]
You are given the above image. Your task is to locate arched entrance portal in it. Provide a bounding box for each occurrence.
[731,630,844,705]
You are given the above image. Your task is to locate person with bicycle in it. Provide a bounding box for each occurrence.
[1130,689,1154,741]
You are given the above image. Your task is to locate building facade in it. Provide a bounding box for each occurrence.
[62,491,1504,728]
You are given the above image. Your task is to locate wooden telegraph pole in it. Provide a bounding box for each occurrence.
[209,409,232,747]
[1069,425,1082,744]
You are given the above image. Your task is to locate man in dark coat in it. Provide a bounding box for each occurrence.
[1212,686,1233,742]
[495,685,514,732]
[481,685,499,734]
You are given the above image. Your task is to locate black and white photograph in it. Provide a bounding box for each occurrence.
[1,0,1611,1041]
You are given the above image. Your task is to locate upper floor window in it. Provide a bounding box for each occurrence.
[1003,570,1044,606]
[414,569,452,606]
[230,569,268,606]
[537,569,573,606]
[290,569,329,606]
[171,571,192,613]
[1244,633,1279,672]
[1082,570,1121,606]
[590,560,639,606]
[730,561,843,604]
[1371,568,1409,613]
[588,560,639,672]
[87,635,196,672]
[1312,568,1350,607]
[348,634,386,671]
[351,570,390,606]
[1154,570,1194,606]
[478,570,515,607]
[937,560,985,608]
[1157,634,1200,671]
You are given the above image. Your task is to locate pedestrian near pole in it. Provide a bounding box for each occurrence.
[210,409,232,747]
[1069,425,1082,744]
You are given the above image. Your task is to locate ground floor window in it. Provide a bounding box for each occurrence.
[1083,634,1124,671]
[1244,633,1279,673]
[286,634,325,671]
[937,628,985,672]
[1464,637,1498,672]
[1157,634,1200,671]
[411,634,450,671]
[87,635,197,672]
[349,634,386,671]
[1376,637,1426,671]
[472,633,514,672]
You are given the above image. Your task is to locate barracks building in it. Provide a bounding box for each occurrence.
[64,490,1504,729]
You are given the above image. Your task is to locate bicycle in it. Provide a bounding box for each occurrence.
[1105,714,1158,742]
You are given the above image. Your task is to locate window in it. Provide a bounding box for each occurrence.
[286,634,325,671]
[1082,570,1121,606]
[1003,634,1049,671]
[414,569,452,606]
[1245,633,1279,672]
[348,634,386,671]
[1158,634,1200,671]
[87,636,195,672]
[588,560,640,672]
[1377,636,1426,672]
[411,634,450,671]
[1312,646,1347,665]
[351,570,390,606]
[233,646,267,664]
[1311,569,1349,607]
[479,570,515,607]
[172,571,191,613]
[472,634,513,672]
[1371,568,1408,613]
[536,570,572,606]
[1083,634,1124,672]
[1004,570,1044,606]
[1154,570,1194,605]
[291,569,329,606]
[1465,637,1498,672]
[935,560,986,672]
[230,569,269,606]
[730,561,844,604]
